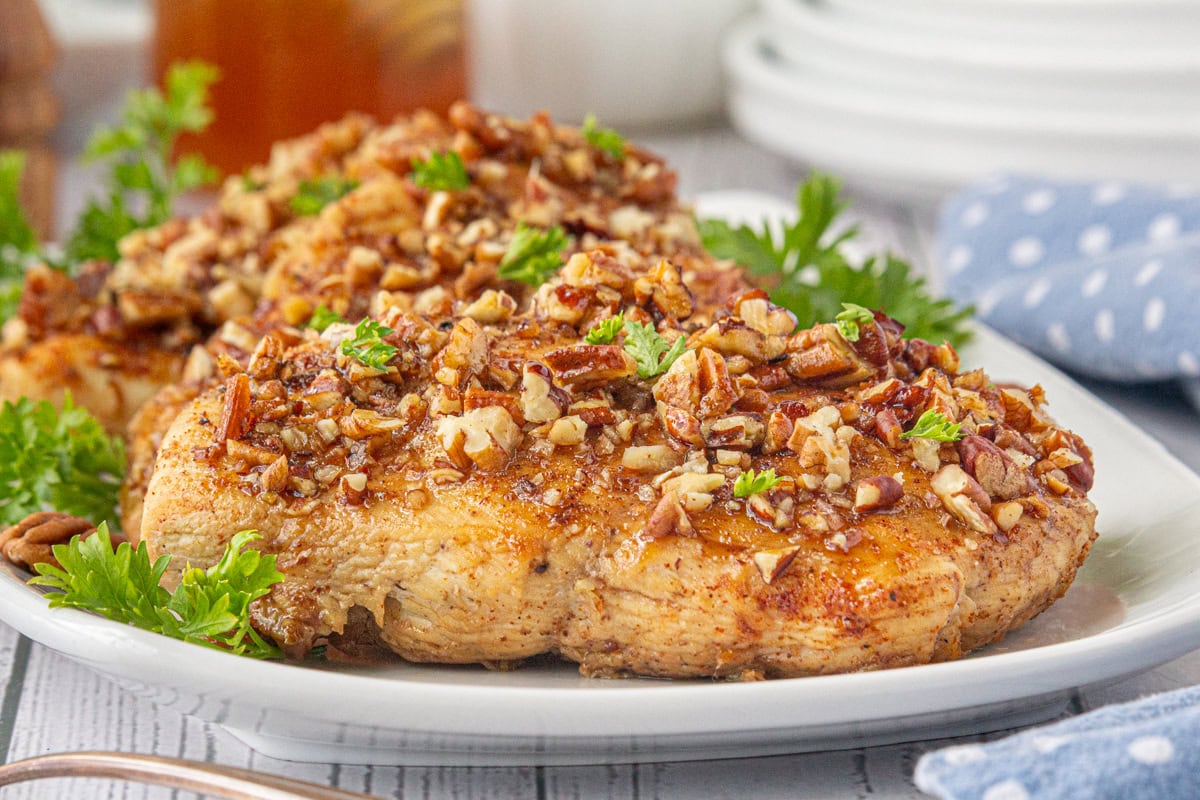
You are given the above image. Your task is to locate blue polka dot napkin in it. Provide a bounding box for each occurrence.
[936,176,1200,398]
[915,686,1200,800]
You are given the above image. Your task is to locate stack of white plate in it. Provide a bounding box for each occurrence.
[725,0,1200,205]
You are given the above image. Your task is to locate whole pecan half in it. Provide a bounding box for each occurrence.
[0,512,119,571]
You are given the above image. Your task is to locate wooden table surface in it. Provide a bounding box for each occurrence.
[1,125,1198,799]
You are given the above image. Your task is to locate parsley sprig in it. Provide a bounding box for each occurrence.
[699,173,973,347]
[410,151,469,191]
[733,468,782,498]
[307,304,343,333]
[0,151,39,322]
[31,525,283,659]
[290,176,359,216]
[582,114,626,161]
[835,302,874,342]
[0,396,125,528]
[67,61,221,266]
[341,318,398,370]
[623,320,687,379]
[584,313,624,344]
[498,223,568,286]
[900,409,965,442]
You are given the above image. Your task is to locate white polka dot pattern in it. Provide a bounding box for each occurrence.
[936,174,1200,383]
[982,780,1030,800]
[1127,735,1174,765]
[1009,237,1044,267]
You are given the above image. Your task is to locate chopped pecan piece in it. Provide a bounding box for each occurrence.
[633,259,694,320]
[958,435,1033,500]
[436,406,523,471]
[215,373,251,443]
[855,476,904,513]
[752,546,802,584]
[930,464,997,535]
[784,324,877,388]
[641,490,694,540]
[520,363,570,423]
[544,344,637,389]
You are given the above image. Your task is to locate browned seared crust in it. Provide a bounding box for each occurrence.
[140,250,1097,678]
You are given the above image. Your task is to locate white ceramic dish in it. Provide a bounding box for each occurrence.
[1,194,1199,767]
[724,19,1200,205]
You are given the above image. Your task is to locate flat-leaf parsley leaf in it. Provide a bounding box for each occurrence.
[410,151,469,191]
[900,409,965,442]
[582,113,625,161]
[31,525,283,658]
[623,320,687,379]
[307,304,343,333]
[498,223,568,286]
[584,313,624,344]
[341,318,397,370]
[834,302,874,342]
[733,468,782,498]
[291,176,359,216]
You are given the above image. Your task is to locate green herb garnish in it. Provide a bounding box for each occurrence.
[410,151,469,191]
[733,468,782,498]
[290,176,359,216]
[31,525,283,659]
[0,150,39,322]
[623,320,687,380]
[899,410,965,443]
[582,113,625,161]
[0,396,125,528]
[340,318,397,370]
[307,304,343,333]
[699,173,973,347]
[835,302,874,342]
[584,313,624,344]
[66,61,220,266]
[498,223,568,286]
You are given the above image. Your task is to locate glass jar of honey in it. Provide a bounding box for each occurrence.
[153,0,465,175]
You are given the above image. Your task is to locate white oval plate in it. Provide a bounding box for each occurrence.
[1,194,1199,767]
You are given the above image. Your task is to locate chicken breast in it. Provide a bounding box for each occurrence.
[139,250,1097,678]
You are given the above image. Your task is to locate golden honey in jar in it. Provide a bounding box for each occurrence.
[153,0,465,174]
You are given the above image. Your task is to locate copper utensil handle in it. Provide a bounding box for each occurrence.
[0,751,379,800]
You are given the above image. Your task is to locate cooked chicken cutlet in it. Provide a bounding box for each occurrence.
[139,250,1097,678]
[2,104,739,434]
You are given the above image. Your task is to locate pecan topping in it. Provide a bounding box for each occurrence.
[0,513,108,570]
[543,344,637,388]
[930,464,997,535]
[958,435,1033,500]
[215,373,251,443]
[854,475,904,513]
[753,546,802,584]
[642,490,694,540]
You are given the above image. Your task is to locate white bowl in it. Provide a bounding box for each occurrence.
[724,17,1200,205]
[466,0,753,128]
